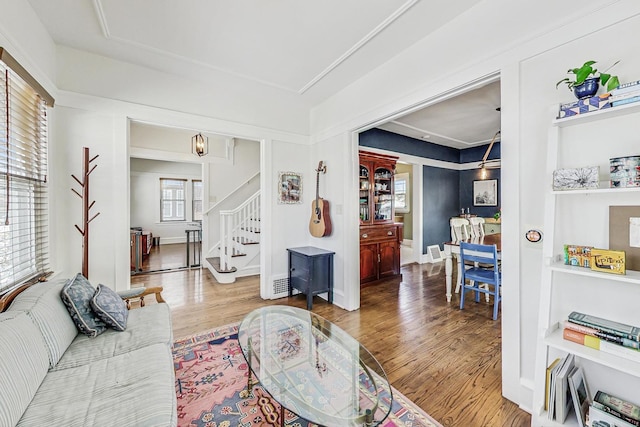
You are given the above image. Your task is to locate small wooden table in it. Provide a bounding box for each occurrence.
[287,246,335,310]
[443,233,502,302]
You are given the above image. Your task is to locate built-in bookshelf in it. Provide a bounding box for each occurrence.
[531,101,640,427]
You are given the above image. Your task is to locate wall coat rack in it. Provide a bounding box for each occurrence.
[71,147,100,279]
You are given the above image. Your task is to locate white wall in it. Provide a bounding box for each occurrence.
[50,106,129,290]
[262,139,312,292]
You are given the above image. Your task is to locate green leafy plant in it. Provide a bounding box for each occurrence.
[556,60,620,92]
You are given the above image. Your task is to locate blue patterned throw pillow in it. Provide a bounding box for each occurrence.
[90,284,128,331]
[60,273,107,337]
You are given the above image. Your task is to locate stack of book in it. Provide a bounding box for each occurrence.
[545,354,575,422]
[589,391,640,427]
[609,80,640,107]
[562,311,640,362]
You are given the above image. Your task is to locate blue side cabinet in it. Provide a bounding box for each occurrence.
[287,246,335,310]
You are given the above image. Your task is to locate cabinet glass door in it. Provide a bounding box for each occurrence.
[359,164,370,222]
[374,167,393,221]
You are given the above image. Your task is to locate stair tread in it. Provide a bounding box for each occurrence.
[206,257,237,273]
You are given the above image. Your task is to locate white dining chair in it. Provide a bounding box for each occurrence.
[450,217,470,241]
[468,217,486,238]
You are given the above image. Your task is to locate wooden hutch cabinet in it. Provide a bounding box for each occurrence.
[359,151,403,286]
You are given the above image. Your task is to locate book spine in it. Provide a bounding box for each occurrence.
[596,402,640,426]
[600,340,640,363]
[612,95,640,107]
[568,312,640,342]
[609,89,640,100]
[565,321,640,349]
[592,402,638,427]
[563,328,600,349]
[595,391,640,424]
[616,80,640,90]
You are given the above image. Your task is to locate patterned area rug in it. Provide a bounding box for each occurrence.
[173,323,443,427]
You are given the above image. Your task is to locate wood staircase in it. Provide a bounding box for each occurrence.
[205,191,260,283]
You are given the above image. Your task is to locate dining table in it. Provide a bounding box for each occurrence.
[443,233,502,302]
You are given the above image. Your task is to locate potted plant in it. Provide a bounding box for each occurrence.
[556,60,620,99]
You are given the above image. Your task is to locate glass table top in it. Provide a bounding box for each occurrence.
[238,305,392,426]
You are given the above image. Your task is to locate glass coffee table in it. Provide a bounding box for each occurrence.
[238,305,392,426]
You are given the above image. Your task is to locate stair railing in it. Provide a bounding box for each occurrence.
[219,190,260,271]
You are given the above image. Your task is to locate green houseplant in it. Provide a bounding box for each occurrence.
[556,60,620,98]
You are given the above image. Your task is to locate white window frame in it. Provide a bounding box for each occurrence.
[160,178,187,222]
[394,172,410,213]
[192,179,203,222]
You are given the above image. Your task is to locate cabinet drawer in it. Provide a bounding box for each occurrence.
[360,226,397,242]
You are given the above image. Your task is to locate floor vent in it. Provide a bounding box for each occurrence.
[272,274,289,295]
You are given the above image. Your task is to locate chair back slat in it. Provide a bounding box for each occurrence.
[459,242,499,269]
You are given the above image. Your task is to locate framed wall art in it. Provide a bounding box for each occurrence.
[473,179,498,206]
[278,171,302,204]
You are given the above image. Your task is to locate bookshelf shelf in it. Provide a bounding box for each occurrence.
[551,186,640,195]
[552,100,640,127]
[545,328,640,377]
[536,407,579,427]
[550,263,640,285]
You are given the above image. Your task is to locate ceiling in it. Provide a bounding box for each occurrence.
[26,0,500,149]
[378,80,501,149]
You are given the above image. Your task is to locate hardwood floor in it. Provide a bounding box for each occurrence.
[131,246,531,427]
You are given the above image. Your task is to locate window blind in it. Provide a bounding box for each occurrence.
[0,52,51,293]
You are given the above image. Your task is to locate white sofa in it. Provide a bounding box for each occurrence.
[0,277,177,426]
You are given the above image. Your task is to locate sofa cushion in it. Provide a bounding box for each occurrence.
[52,303,172,371]
[60,273,107,337]
[0,311,50,427]
[91,284,128,331]
[17,343,177,427]
[8,277,79,368]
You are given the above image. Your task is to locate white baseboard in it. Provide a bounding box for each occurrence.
[236,265,260,278]
[158,237,187,245]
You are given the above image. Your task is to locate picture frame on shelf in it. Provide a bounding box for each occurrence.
[277,171,302,204]
[552,166,599,190]
[568,366,591,427]
[473,179,498,206]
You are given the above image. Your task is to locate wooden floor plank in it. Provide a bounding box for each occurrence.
[131,246,531,427]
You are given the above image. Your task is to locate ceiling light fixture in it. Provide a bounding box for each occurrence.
[192,133,208,157]
[479,130,501,179]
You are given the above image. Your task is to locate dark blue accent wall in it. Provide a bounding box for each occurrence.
[359,128,460,162]
[423,166,460,251]
[460,168,501,218]
[360,128,501,254]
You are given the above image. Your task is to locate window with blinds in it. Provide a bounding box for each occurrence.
[0,49,53,293]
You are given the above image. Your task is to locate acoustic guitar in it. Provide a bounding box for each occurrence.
[309,161,332,237]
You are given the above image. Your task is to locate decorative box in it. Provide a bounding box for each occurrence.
[610,155,640,188]
[590,248,626,275]
[552,166,599,190]
[557,94,611,118]
[564,244,593,268]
